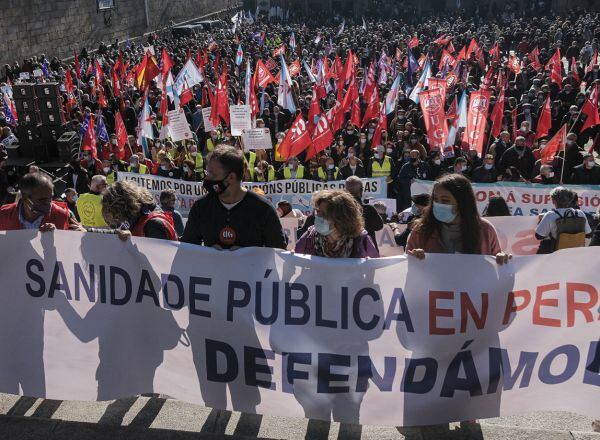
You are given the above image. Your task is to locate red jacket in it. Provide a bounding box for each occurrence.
[131,211,177,240]
[0,201,70,231]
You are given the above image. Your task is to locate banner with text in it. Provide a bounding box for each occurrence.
[412,179,600,216]
[0,231,597,426]
[118,173,387,216]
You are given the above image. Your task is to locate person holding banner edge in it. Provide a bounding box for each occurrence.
[406,174,512,265]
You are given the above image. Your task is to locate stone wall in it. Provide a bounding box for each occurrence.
[0,0,232,66]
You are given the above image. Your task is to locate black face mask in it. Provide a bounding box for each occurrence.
[203,174,229,196]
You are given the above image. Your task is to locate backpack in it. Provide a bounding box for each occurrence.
[554,209,587,250]
[537,209,586,254]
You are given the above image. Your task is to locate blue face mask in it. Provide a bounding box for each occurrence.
[433,202,457,224]
[314,215,332,236]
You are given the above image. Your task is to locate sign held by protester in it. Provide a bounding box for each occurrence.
[229,105,252,136]
[202,107,216,133]
[1,231,598,427]
[242,128,272,150]
[166,108,193,142]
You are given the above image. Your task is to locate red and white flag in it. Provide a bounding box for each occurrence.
[541,124,567,164]
[279,114,312,159]
[419,88,449,152]
[463,90,491,155]
[536,95,552,140]
[254,60,276,88]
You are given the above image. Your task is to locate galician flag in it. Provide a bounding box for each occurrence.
[235,44,244,66]
[277,54,296,113]
[444,90,468,154]
[408,59,431,104]
[384,74,402,114]
[137,94,154,157]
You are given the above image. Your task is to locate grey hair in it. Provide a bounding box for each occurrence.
[345,175,364,197]
[550,186,576,208]
[19,172,53,197]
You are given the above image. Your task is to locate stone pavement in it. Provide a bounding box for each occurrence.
[0,393,598,439]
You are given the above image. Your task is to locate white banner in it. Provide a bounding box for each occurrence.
[229,105,252,136]
[412,179,600,216]
[0,230,598,426]
[166,109,193,142]
[242,128,273,150]
[118,173,388,216]
[202,107,216,133]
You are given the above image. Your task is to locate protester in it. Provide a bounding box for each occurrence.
[182,146,286,249]
[344,176,384,248]
[0,172,81,231]
[295,190,379,258]
[406,174,511,264]
[101,180,177,240]
[535,186,591,253]
[159,189,185,237]
[76,175,108,228]
[483,196,511,217]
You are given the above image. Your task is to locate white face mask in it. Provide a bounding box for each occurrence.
[547,171,555,178]
[461,164,467,172]
[386,148,393,154]
[103,167,111,173]
[434,159,441,165]
[484,163,493,170]
[348,153,354,158]
[327,164,335,170]
[183,166,190,172]
[586,161,594,169]
[191,151,198,157]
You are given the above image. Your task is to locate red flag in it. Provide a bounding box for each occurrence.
[211,66,230,126]
[546,49,563,87]
[350,95,361,128]
[446,96,458,120]
[94,59,104,86]
[288,59,301,77]
[536,95,552,140]
[586,50,598,75]
[419,88,449,152]
[464,90,491,154]
[490,88,505,139]
[455,45,467,63]
[581,84,600,132]
[371,106,387,149]
[439,49,455,71]
[98,87,108,108]
[248,75,260,119]
[570,57,580,82]
[508,55,522,74]
[111,68,121,98]
[179,79,194,108]
[466,38,480,59]
[307,112,335,159]
[65,69,74,94]
[361,84,379,127]
[307,85,320,133]
[280,114,312,159]
[115,111,128,160]
[363,62,376,101]
[528,47,542,71]
[342,50,354,84]
[541,124,567,164]
[427,78,447,106]
[161,48,175,77]
[254,60,276,88]
[341,81,358,115]
[81,116,97,158]
[74,50,80,80]
[272,44,286,57]
[408,36,419,49]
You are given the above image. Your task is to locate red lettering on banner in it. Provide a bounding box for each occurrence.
[460,292,488,332]
[429,291,454,335]
[506,192,516,203]
[419,89,449,151]
[566,282,599,327]
[503,289,531,324]
[533,283,561,327]
[511,230,539,255]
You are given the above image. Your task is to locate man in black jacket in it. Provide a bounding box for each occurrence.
[570,154,600,184]
[344,176,384,249]
[182,146,287,250]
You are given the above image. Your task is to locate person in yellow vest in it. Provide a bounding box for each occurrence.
[205,130,220,155]
[244,150,257,181]
[128,155,148,174]
[102,159,117,184]
[185,144,204,178]
[314,157,341,182]
[254,160,276,182]
[273,131,286,166]
[76,175,108,228]
[277,156,306,180]
[367,144,397,197]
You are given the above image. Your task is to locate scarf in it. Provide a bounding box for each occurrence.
[314,232,354,258]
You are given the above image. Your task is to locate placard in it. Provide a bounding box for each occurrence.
[166,108,193,142]
[241,128,272,150]
[202,107,216,132]
[229,105,252,136]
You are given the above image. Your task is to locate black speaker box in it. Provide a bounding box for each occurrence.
[40,125,65,158]
[56,131,80,162]
[38,97,62,112]
[18,110,38,126]
[14,98,36,113]
[12,83,35,99]
[35,83,60,98]
[39,109,66,126]
[16,125,42,157]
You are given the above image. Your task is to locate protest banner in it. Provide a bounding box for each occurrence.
[242,128,273,150]
[118,173,387,216]
[202,107,216,132]
[229,105,252,136]
[0,230,598,426]
[19,72,30,80]
[166,108,193,142]
[412,179,600,216]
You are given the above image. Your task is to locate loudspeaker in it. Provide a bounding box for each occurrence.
[40,125,65,158]
[12,84,35,99]
[56,131,80,162]
[34,83,60,98]
[38,97,61,112]
[33,142,50,164]
[14,98,36,113]
[39,109,65,126]
[18,110,38,126]
[16,125,42,157]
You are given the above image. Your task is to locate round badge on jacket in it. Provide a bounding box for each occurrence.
[219,226,237,246]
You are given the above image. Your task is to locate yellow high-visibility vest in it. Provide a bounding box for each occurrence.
[127,164,148,174]
[283,165,305,179]
[256,166,276,182]
[371,156,392,178]
[106,171,116,185]
[317,167,340,181]
[76,193,108,228]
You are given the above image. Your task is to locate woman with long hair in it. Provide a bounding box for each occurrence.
[295,190,379,258]
[406,174,511,264]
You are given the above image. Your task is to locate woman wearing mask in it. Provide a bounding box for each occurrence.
[427,150,444,180]
[406,174,511,264]
[295,190,379,258]
[354,132,371,162]
[181,159,201,181]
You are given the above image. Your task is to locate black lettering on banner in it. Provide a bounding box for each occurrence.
[74,263,95,302]
[206,339,238,382]
[318,353,351,393]
[189,277,211,317]
[282,352,311,393]
[49,262,72,300]
[162,274,185,310]
[110,266,132,306]
[26,258,45,297]
[136,269,160,306]
[356,356,396,392]
[401,357,438,394]
[285,282,310,325]
[244,346,275,389]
